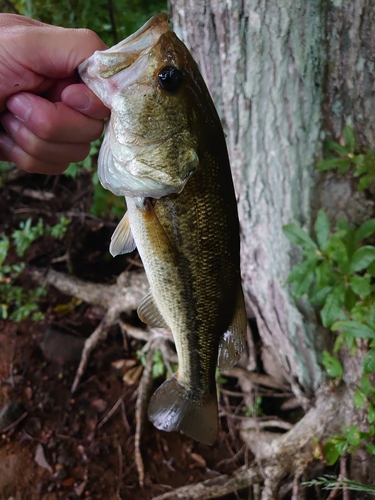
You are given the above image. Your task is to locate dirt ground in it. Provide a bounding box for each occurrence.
[0,170,252,500]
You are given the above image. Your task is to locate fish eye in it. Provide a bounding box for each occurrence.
[158,66,183,93]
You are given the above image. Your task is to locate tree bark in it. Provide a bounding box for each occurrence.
[170,0,375,403]
[170,0,328,398]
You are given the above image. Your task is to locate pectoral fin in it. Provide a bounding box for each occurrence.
[109,211,136,257]
[137,290,168,328]
[217,284,247,370]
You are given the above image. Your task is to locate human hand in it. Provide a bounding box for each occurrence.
[0,14,110,174]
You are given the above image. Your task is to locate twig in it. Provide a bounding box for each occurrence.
[120,399,130,433]
[8,185,55,201]
[97,395,124,429]
[116,444,123,500]
[135,348,155,488]
[340,454,349,500]
[0,411,28,433]
[151,464,262,500]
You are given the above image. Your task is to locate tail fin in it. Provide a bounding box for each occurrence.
[148,375,218,445]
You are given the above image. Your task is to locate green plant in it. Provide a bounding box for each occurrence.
[244,396,263,417]
[284,210,375,464]
[303,475,375,494]
[317,125,375,190]
[137,349,178,379]
[0,216,71,322]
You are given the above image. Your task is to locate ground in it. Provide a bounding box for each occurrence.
[0,167,361,500]
[0,169,249,500]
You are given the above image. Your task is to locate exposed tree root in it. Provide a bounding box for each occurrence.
[151,464,263,500]
[29,267,361,499]
[150,385,355,500]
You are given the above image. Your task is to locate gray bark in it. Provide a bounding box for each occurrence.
[170,0,375,401]
[170,0,327,398]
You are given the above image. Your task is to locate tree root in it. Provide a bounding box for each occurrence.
[150,385,355,500]
[29,267,360,499]
[29,267,174,392]
[151,464,263,500]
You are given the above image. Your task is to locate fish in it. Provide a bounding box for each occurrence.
[78,13,247,446]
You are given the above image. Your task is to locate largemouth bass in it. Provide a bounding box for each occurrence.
[79,13,247,445]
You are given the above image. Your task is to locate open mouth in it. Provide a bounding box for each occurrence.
[78,14,170,105]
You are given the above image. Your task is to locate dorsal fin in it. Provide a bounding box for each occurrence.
[109,211,136,257]
[217,284,247,370]
[137,290,168,328]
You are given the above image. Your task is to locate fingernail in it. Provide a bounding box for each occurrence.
[63,90,91,111]
[1,114,21,136]
[0,133,15,155]
[7,94,32,121]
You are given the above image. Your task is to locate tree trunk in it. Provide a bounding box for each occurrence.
[169,0,375,403]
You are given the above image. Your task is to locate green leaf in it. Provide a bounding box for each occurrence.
[354,219,375,244]
[353,389,366,409]
[366,442,375,455]
[288,255,319,297]
[322,351,343,379]
[359,376,375,397]
[283,224,317,249]
[358,173,375,191]
[363,349,375,374]
[367,261,375,277]
[317,158,343,171]
[349,246,375,273]
[329,238,349,273]
[368,406,375,424]
[315,260,331,288]
[325,140,350,156]
[345,425,361,447]
[349,275,372,299]
[324,439,341,465]
[343,126,356,154]
[314,210,330,250]
[309,285,332,305]
[332,320,375,339]
[336,158,352,174]
[320,284,345,327]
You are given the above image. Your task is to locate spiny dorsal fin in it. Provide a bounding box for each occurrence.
[109,211,136,257]
[137,290,168,328]
[217,284,247,370]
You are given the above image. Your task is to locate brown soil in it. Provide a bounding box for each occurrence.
[0,171,247,500]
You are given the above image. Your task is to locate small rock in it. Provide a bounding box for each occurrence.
[90,398,107,413]
[35,444,53,474]
[0,401,26,430]
[40,327,85,365]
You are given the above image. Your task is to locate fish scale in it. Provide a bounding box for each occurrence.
[79,13,247,445]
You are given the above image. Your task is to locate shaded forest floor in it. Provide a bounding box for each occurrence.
[0,169,251,500]
[0,168,352,499]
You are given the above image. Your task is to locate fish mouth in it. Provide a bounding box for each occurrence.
[78,13,170,105]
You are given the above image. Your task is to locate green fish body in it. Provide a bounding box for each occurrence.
[79,13,247,445]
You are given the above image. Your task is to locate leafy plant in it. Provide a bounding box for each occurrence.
[317,125,375,190]
[244,396,263,417]
[137,349,177,379]
[303,475,375,494]
[284,210,375,463]
[0,216,71,322]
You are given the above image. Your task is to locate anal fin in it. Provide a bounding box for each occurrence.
[137,290,168,328]
[217,283,247,370]
[109,211,136,257]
